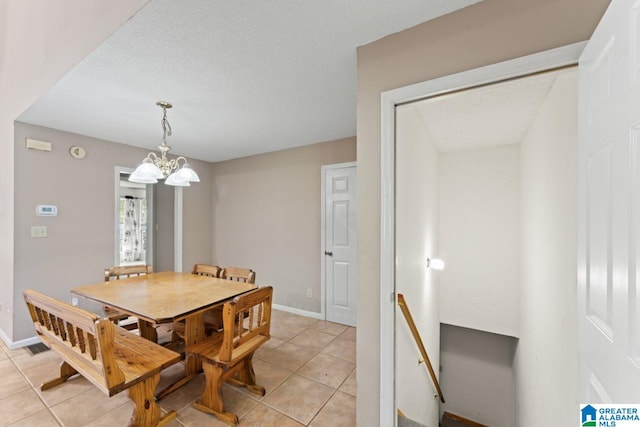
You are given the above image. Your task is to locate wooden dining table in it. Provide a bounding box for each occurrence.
[71,271,257,398]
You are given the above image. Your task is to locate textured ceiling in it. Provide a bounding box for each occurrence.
[18,0,480,163]
[409,68,574,152]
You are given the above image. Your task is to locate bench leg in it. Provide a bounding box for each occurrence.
[41,361,78,391]
[128,374,176,427]
[193,362,238,426]
[227,354,266,397]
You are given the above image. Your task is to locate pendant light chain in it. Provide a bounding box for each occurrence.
[161,105,172,140]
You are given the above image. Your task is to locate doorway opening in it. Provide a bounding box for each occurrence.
[382,43,585,427]
[115,167,153,267]
[114,166,186,272]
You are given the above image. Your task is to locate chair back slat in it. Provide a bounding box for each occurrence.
[192,264,222,278]
[103,265,152,328]
[221,267,256,284]
[218,286,272,362]
[105,265,152,282]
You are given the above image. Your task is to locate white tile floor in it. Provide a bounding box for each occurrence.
[0,309,356,426]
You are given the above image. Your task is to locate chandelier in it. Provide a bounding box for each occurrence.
[129,101,200,186]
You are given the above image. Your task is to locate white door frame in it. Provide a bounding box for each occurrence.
[322,161,357,321]
[174,187,183,272]
[114,166,183,271]
[379,42,586,425]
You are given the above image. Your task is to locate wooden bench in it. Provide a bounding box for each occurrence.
[23,289,181,427]
[186,286,272,425]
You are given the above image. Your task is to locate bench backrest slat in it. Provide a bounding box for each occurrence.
[218,286,272,362]
[23,289,126,392]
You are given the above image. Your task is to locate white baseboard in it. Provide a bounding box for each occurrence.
[11,336,41,349]
[0,328,41,350]
[0,328,10,348]
[272,304,324,320]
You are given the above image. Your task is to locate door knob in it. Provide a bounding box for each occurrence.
[324,251,333,256]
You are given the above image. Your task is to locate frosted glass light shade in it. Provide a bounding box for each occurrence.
[129,161,163,183]
[165,172,190,186]
[128,174,158,184]
[173,164,200,182]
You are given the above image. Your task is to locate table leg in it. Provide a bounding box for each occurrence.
[156,312,205,400]
[137,320,158,343]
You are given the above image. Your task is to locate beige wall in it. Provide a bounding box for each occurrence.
[210,137,356,313]
[0,0,148,342]
[153,160,214,274]
[12,122,212,341]
[356,0,609,425]
[181,158,213,273]
[154,183,175,272]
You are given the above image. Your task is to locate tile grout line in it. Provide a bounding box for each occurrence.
[300,325,356,426]
[3,347,64,426]
[306,387,339,426]
[2,314,355,426]
[250,319,352,425]
[227,321,315,425]
[306,365,356,426]
[266,323,353,425]
[246,344,308,424]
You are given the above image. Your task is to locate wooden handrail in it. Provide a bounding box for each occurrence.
[397,293,445,403]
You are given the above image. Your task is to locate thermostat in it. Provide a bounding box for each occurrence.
[36,205,58,216]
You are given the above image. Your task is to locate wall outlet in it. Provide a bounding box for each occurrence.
[71,298,78,306]
[306,288,312,298]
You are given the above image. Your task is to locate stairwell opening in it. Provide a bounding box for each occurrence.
[395,65,578,426]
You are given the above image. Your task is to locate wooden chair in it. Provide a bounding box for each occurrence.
[104,265,152,332]
[203,266,256,333]
[192,263,222,278]
[105,264,153,280]
[187,286,272,425]
[172,264,223,341]
[220,267,255,283]
[23,289,180,426]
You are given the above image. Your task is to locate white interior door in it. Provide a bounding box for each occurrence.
[578,0,640,403]
[323,163,357,326]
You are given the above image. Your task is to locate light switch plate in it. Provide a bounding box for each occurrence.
[30,226,48,238]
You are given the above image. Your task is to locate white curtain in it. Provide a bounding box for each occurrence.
[121,197,143,262]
